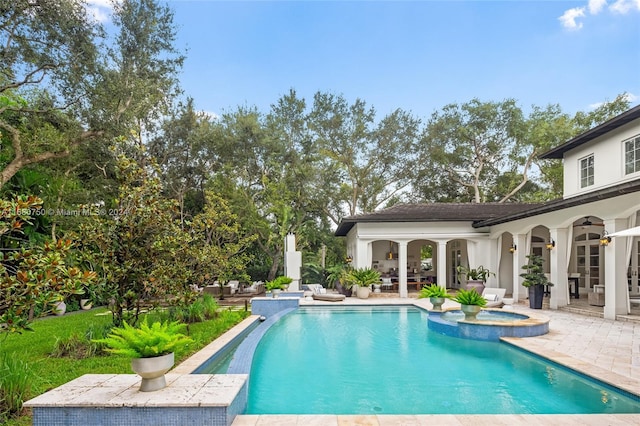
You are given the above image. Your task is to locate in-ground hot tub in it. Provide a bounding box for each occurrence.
[427,308,549,341]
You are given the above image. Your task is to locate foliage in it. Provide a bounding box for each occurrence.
[78,153,178,327]
[454,288,487,307]
[418,284,450,299]
[265,276,293,291]
[456,265,494,282]
[0,237,97,335]
[51,332,101,359]
[94,319,193,358]
[520,254,554,288]
[344,267,381,288]
[168,294,219,324]
[324,263,352,289]
[0,352,32,422]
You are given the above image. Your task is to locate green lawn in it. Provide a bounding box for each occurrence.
[1,306,250,425]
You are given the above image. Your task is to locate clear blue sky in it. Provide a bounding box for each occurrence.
[94,0,640,119]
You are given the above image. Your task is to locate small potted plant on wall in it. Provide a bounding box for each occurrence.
[520,254,553,309]
[418,284,451,311]
[95,319,193,392]
[265,276,293,298]
[456,265,494,295]
[454,288,487,320]
[346,267,381,299]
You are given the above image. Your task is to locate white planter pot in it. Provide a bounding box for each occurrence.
[131,352,174,392]
[54,301,66,316]
[80,299,92,310]
[356,286,371,299]
[272,289,282,298]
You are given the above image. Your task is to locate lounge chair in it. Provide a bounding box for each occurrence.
[482,288,506,308]
[311,293,345,302]
[380,277,393,291]
[304,283,326,294]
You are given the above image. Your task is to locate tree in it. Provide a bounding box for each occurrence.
[308,91,420,222]
[0,0,102,187]
[79,153,178,327]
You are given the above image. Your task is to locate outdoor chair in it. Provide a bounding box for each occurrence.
[381,277,393,291]
[482,288,506,308]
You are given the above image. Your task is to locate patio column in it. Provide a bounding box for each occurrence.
[513,233,527,302]
[604,219,628,319]
[398,241,408,298]
[437,241,447,290]
[549,228,569,309]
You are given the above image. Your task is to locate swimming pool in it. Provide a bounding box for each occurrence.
[246,306,639,415]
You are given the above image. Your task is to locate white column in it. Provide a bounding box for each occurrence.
[604,219,628,319]
[549,228,569,309]
[513,234,527,302]
[437,241,447,290]
[398,242,408,298]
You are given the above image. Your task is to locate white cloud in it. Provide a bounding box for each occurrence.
[82,0,118,23]
[588,0,608,14]
[558,7,586,30]
[610,0,640,14]
[559,0,639,29]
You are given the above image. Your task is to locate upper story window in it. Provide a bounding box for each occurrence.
[624,134,640,175]
[579,154,594,188]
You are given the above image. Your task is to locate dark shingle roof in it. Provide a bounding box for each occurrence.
[539,104,640,160]
[334,203,542,236]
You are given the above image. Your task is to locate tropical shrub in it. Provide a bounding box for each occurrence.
[0,352,32,421]
[93,319,193,358]
[345,267,381,288]
[418,284,450,299]
[454,288,487,307]
[265,276,293,291]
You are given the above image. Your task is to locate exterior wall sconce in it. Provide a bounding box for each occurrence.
[599,231,611,246]
[509,244,517,253]
[345,255,353,263]
[545,240,555,250]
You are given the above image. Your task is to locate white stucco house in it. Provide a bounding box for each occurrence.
[335,104,640,320]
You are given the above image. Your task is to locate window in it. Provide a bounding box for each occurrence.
[579,154,594,188]
[624,135,640,175]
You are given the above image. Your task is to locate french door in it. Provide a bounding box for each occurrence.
[575,233,602,291]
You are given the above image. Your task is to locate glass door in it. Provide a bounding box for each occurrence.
[449,241,462,289]
[575,233,601,291]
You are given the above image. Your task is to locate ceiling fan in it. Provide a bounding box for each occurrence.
[574,216,604,228]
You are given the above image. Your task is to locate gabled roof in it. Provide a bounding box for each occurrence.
[539,104,640,159]
[334,203,542,236]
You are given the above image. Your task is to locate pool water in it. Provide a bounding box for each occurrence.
[247,306,639,414]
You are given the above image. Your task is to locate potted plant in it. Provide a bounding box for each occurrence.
[520,254,553,309]
[326,264,353,296]
[345,267,381,299]
[454,288,487,320]
[456,265,494,294]
[418,284,451,311]
[94,319,193,392]
[265,276,293,298]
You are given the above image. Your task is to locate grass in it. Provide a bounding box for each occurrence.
[1,306,250,425]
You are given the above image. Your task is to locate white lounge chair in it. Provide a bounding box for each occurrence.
[482,288,506,308]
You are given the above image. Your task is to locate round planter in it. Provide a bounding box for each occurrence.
[53,301,66,316]
[430,297,446,311]
[465,280,485,295]
[460,304,482,320]
[80,299,92,310]
[356,286,371,299]
[271,289,282,298]
[131,352,174,392]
